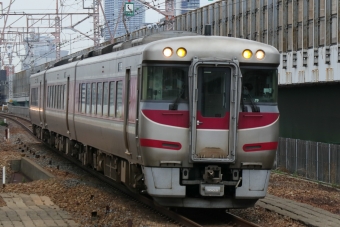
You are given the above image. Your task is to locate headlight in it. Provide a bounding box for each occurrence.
[242,49,252,59]
[176,48,187,57]
[163,47,173,57]
[255,50,265,60]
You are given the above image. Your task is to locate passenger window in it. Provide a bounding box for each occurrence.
[60,85,63,109]
[30,88,38,106]
[50,86,53,108]
[54,86,56,109]
[58,85,61,109]
[97,82,103,115]
[51,86,53,108]
[81,83,86,113]
[103,82,109,116]
[63,85,66,109]
[91,83,97,114]
[86,83,91,113]
[116,81,123,118]
[109,81,116,117]
[47,87,50,108]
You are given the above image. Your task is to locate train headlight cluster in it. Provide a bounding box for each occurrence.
[163,47,187,58]
[242,49,266,60]
[163,47,173,57]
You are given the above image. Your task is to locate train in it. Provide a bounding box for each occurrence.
[29,30,280,208]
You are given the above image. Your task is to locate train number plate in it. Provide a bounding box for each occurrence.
[200,184,224,196]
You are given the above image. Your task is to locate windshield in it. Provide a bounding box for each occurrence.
[241,68,278,103]
[142,66,189,101]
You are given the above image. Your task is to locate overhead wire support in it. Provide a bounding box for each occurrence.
[136,0,175,30]
[93,0,100,50]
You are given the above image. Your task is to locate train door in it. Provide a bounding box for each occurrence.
[38,81,43,125]
[190,59,240,163]
[66,76,70,134]
[124,68,131,156]
[135,67,141,158]
[39,72,46,127]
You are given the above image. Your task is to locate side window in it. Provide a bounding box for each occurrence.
[30,88,38,106]
[55,86,58,109]
[50,86,53,108]
[91,83,97,114]
[47,86,50,108]
[116,81,123,118]
[59,85,63,109]
[53,86,57,109]
[86,83,91,113]
[109,81,116,117]
[81,83,86,113]
[57,85,60,109]
[63,84,66,109]
[97,82,103,115]
[62,84,65,109]
[103,82,109,116]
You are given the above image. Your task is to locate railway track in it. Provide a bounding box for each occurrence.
[0,112,261,227]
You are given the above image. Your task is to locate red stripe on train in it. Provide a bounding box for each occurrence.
[142,109,189,128]
[142,110,279,129]
[140,138,182,150]
[238,113,279,129]
[243,142,278,152]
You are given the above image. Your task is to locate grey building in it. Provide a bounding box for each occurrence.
[21,35,68,71]
[0,70,6,104]
[176,0,200,16]
[104,0,145,40]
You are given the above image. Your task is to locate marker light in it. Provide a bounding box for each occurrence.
[163,47,173,57]
[242,49,252,59]
[176,48,187,57]
[255,50,265,60]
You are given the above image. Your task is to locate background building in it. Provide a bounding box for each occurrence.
[21,35,68,71]
[0,70,6,105]
[176,0,200,16]
[104,0,145,40]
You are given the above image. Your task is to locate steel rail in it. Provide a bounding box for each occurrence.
[225,212,261,227]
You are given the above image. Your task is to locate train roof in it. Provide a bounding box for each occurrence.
[31,31,280,77]
[141,35,280,65]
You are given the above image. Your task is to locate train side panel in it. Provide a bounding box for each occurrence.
[44,63,78,138]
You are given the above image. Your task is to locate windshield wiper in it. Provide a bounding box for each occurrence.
[169,89,184,110]
[243,86,260,112]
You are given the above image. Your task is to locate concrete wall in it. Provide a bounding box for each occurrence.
[8,106,30,119]
[10,158,54,181]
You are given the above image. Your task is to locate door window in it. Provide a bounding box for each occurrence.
[198,67,231,118]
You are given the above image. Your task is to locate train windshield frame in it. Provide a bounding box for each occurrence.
[141,65,189,101]
[240,67,278,104]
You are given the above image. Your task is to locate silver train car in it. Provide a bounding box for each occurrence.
[30,31,280,208]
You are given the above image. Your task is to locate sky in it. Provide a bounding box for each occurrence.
[1,0,215,71]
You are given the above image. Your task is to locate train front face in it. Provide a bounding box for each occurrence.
[139,36,280,208]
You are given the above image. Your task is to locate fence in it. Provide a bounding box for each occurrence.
[275,137,340,185]
[8,106,30,119]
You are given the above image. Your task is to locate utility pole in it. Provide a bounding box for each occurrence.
[54,0,61,60]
